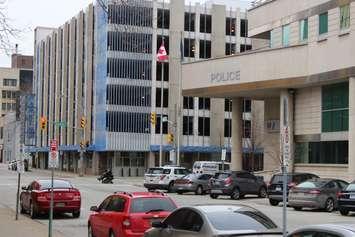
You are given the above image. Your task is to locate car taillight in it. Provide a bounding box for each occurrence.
[160,175,166,180]
[73,193,81,201]
[309,189,321,195]
[122,218,131,229]
[37,193,46,202]
[225,177,232,186]
[337,192,345,198]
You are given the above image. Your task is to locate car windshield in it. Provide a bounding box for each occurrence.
[271,175,292,184]
[193,163,201,169]
[346,184,355,191]
[130,197,176,213]
[214,173,230,179]
[207,209,277,231]
[39,180,72,190]
[182,174,198,179]
[146,168,163,174]
[296,180,328,188]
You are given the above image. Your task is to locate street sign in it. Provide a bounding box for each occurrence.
[50,139,58,152]
[49,140,59,168]
[221,148,227,161]
[282,126,290,166]
[16,160,25,174]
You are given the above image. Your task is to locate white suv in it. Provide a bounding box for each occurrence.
[144,166,190,192]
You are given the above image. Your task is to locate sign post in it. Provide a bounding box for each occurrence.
[221,148,226,171]
[48,139,58,237]
[282,126,290,237]
[15,149,24,220]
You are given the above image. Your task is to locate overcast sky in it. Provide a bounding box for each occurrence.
[0,0,250,67]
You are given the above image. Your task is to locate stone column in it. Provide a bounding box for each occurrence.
[280,90,294,172]
[92,152,100,175]
[348,77,355,180]
[148,152,156,168]
[231,98,243,171]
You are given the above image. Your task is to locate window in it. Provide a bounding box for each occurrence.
[340,5,350,30]
[107,32,152,53]
[157,35,169,54]
[225,99,232,112]
[1,103,5,110]
[108,5,153,27]
[299,18,308,42]
[106,196,125,212]
[295,141,348,164]
[184,12,195,31]
[243,120,251,138]
[183,97,194,109]
[157,9,170,29]
[174,169,189,175]
[164,209,203,232]
[155,115,168,134]
[156,62,169,81]
[3,79,17,87]
[226,17,236,36]
[130,197,176,213]
[241,19,248,37]
[155,88,169,108]
[270,29,275,48]
[224,119,232,137]
[2,91,5,98]
[240,44,252,53]
[243,99,251,112]
[319,12,328,35]
[322,82,348,132]
[199,40,211,59]
[282,24,290,47]
[198,97,210,110]
[225,43,236,55]
[183,116,193,135]
[107,58,152,80]
[99,197,112,211]
[198,117,210,136]
[11,103,16,111]
[200,14,212,33]
[106,112,150,133]
[106,85,151,107]
[184,38,195,58]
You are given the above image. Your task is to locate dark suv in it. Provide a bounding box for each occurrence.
[267,172,319,206]
[209,171,267,200]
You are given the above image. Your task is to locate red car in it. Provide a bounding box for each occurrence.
[88,192,177,237]
[20,179,81,218]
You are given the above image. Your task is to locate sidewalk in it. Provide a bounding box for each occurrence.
[0,206,64,237]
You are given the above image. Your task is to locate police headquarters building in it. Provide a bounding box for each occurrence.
[32,0,259,176]
[182,0,355,180]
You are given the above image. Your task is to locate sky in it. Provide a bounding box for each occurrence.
[0,0,251,67]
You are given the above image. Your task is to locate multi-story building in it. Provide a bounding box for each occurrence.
[181,0,355,181]
[32,0,262,176]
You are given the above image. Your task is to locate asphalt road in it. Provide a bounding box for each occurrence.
[0,165,353,237]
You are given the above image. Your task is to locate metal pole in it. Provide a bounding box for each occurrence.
[79,148,84,177]
[49,167,54,237]
[15,172,21,220]
[159,61,164,167]
[282,163,287,237]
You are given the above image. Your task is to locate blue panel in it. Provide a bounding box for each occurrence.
[149,145,263,154]
[94,0,108,150]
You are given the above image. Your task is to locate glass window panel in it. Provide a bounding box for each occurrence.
[300,18,308,41]
[340,5,350,30]
[282,24,290,47]
[319,12,328,35]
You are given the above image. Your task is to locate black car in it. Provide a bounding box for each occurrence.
[209,171,267,200]
[267,172,319,206]
[338,181,355,216]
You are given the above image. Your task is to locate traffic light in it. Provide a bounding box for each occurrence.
[39,116,47,130]
[150,112,156,125]
[80,117,86,128]
[80,140,90,149]
[167,133,174,143]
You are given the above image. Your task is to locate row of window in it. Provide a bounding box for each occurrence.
[108,5,153,27]
[2,90,17,99]
[106,85,151,107]
[107,58,152,80]
[106,111,150,133]
[1,102,16,111]
[278,4,351,47]
[107,31,152,54]
[3,79,17,87]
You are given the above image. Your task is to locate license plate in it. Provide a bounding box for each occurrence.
[211,189,223,194]
[350,194,355,199]
[275,186,282,191]
[55,202,65,207]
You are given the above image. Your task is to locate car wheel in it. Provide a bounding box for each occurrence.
[340,209,349,216]
[293,207,302,211]
[195,186,203,195]
[325,198,335,212]
[30,202,37,219]
[210,194,219,199]
[176,191,183,194]
[72,210,80,218]
[231,188,241,200]
[167,182,174,193]
[88,224,95,237]
[269,199,279,206]
[258,186,267,198]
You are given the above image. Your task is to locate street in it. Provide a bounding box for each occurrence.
[0,165,353,237]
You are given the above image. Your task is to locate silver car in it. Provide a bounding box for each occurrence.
[288,224,355,237]
[174,174,213,195]
[144,204,282,237]
[288,178,349,212]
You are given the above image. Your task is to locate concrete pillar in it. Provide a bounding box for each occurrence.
[92,152,100,175]
[280,90,294,172]
[148,152,155,168]
[348,77,355,180]
[231,98,243,171]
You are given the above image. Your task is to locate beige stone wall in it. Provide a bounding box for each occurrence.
[295,164,350,181]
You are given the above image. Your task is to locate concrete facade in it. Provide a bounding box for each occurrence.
[182,0,355,181]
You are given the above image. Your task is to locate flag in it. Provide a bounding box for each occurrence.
[157,41,168,62]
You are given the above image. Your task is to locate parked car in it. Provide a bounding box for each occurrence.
[192,161,230,175]
[8,160,17,170]
[144,204,281,237]
[174,173,213,195]
[209,171,267,200]
[338,181,355,216]
[143,166,190,192]
[267,172,319,206]
[88,191,177,237]
[288,178,349,212]
[288,224,355,237]
[20,179,81,218]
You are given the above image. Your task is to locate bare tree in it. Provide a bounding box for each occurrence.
[0,0,21,54]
